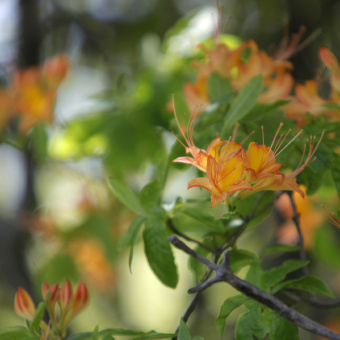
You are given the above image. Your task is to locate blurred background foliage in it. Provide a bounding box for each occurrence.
[0,0,340,339]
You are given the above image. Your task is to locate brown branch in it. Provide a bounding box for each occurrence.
[168,235,340,340]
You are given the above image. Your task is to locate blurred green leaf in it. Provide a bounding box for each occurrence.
[30,123,48,162]
[29,302,45,335]
[207,72,232,102]
[272,275,334,297]
[177,207,224,232]
[314,226,340,269]
[98,328,176,339]
[331,152,340,199]
[229,249,256,273]
[222,75,263,137]
[261,244,300,257]
[261,259,309,292]
[242,100,290,122]
[143,214,178,288]
[139,180,162,212]
[178,319,191,340]
[107,178,145,214]
[189,246,210,279]
[0,327,35,340]
[119,215,147,271]
[216,294,249,335]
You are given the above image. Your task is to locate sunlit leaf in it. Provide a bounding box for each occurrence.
[235,305,261,340]
[229,249,256,273]
[143,214,178,288]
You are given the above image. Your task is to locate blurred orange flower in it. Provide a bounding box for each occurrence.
[69,238,116,292]
[0,54,68,134]
[276,189,323,248]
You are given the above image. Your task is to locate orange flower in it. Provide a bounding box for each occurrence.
[14,287,36,320]
[12,54,68,134]
[319,46,340,94]
[188,147,251,207]
[173,118,323,207]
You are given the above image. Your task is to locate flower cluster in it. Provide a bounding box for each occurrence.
[0,54,68,134]
[172,109,322,208]
[284,46,340,126]
[14,280,89,339]
[184,38,294,112]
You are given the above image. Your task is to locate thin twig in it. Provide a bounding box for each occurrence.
[166,219,212,252]
[286,191,308,275]
[169,236,340,340]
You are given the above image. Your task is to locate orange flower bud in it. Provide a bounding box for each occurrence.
[60,279,73,312]
[42,282,60,306]
[14,287,36,320]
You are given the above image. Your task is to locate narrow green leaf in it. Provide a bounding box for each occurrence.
[92,325,99,340]
[139,180,161,212]
[262,244,300,257]
[261,259,309,292]
[178,207,224,232]
[0,327,34,340]
[119,215,147,270]
[207,72,232,102]
[97,328,175,339]
[178,319,191,340]
[143,214,178,288]
[66,332,96,340]
[119,215,147,249]
[107,178,145,214]
[29,302,45,334]
[222,75,263,137]
[331,152,340,199]
[216,294,249,335]
[272,275,334,297]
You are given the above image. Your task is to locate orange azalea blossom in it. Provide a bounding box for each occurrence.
[12,55,68,133]
[285,46,340,125]
[173,114,323,207]
[184,39,293,112]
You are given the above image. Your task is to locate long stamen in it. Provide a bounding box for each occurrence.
[241,130,255,145]
[232,123,240,142]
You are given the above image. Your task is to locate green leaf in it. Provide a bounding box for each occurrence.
[235,305,261,340]
[216,294,249,335]
[178,319,191,340]
[66,332,96,340]
[29,302,45,334]
[260,259,309,292]
[119,215,147,270]
[177,207,224,232]
[143,214,178,288]
[189,246,210,279]
[261,244,300,257]
[229,249,256,273]
[97,328,176,339]
[139,180,162,212]
[207,72,232,102]
[272,275,334,297]
[107,178,145,214]
[259,309,299,340]
[331,152,340,199]
[222,75,263,137]
[0,327,34,340]
[314,226,340,269]
[30,123,48,162]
